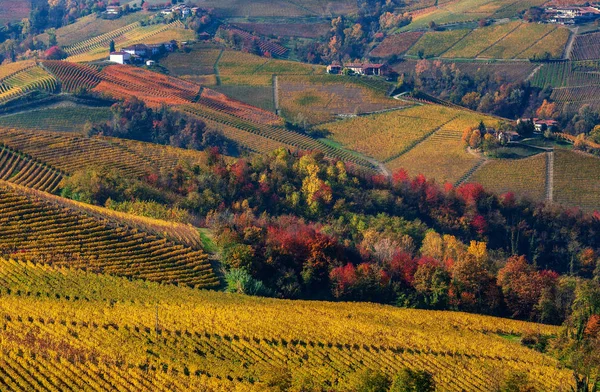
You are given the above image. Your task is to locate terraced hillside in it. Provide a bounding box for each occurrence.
[0,258,575,391]
[66,20,193,63]
[0,181,217,288]
[0,146,63,193]
[0,64,57,106]
[41,61,103,93]
[0,127,211,178]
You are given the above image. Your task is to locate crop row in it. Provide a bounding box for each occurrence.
[0,66,57,106]
[571,31,600,61]
[0,182,217,288]
[63,21,142,55]
[41,61,102,93]
[0,146,63,193]
[220,25,288,56]
[553,149,600,212]
[180,104,375,170]
[0,259,574,391]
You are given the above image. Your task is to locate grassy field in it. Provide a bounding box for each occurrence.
[0,257,575,391]
[554,149,600,212]
[406,29,470,58]
[469,153,548,202]
[0,106,112,133]
[279,75,403,125]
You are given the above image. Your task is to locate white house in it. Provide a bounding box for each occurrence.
[109,51,131,64]
[106,5,121,15]
[146,60,156,66]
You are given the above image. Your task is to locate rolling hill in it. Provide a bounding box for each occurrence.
[0,258,576,391]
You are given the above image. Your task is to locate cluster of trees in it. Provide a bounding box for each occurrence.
[398,59,544,119]
[461,121,503,152]
[86,97,238,154]
[67,146,600,325]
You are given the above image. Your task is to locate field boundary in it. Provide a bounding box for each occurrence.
[546,150,554,203]
[512,26,557,59]
[381,116,458,164]
[474,22,522,58]
[214,48,224,86]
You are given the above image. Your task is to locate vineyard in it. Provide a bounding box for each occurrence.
[551,85,600,110]
[278,75,403,125]
[318,105,458,162]
[41,61,102,93]
[434,22,568,59]
[369,32,424,58]
[0,65,57,106]
[232,22,330,39]
[553,149,600,211]
[198,88,282,126]
[217,50,324,86]
[0,181,217,288]
[180,103,376,170]
[468,153,548,202]
[66,21,191,63]
[218,25,288,57]
[406,29,470,58]
[402,0,546,31]
[570,31,600,61]
[93,64,201,107]
[0,107,112,133]
[441,22,522,59]
[530,61,600,88]
[0,146,63,193]
[162,47,222,80]
[0,127,158,177]
[0,258,575,391]
[199,0,357,17]
[36,13,150,47]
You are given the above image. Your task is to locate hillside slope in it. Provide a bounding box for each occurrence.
[0,258,575,391]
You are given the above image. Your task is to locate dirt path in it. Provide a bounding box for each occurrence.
[273,75,280,116]
[564,27,579,60]
[525,64,544,82]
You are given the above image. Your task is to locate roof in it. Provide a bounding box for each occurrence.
[345,63,385,69]
[122,44,148,51]
[110,51,130,56]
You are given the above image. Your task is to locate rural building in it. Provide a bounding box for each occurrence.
[106,5,121,15]
[533,119,559,132]
[122,44,148,57]
[344,63,390,76]
[546,6,600,24]
[327,63,343,74]
[109,51,131,64]
[146,60,156,66]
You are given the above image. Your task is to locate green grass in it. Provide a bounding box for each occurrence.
[198,228,218,254]
[0,106,112,133]
[212,85,275,112]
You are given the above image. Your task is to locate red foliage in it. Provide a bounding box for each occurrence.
[456,182,485,204]
[330,263,357,298]
[392,168,409,186]
[500,192,516,208]
[386,251,418,285]
[471,214,487,236]
[585,314,600,338]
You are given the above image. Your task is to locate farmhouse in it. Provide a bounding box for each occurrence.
[109,51,131,64]
[344,63,390,76]
[327,63,343,74]
[122,44,148,57]
[534,119,559,132]
[546,6,600,24]
[106,5,121,15]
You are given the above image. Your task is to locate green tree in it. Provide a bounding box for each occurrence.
[355,370,391,392]
[390,368,435,392]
